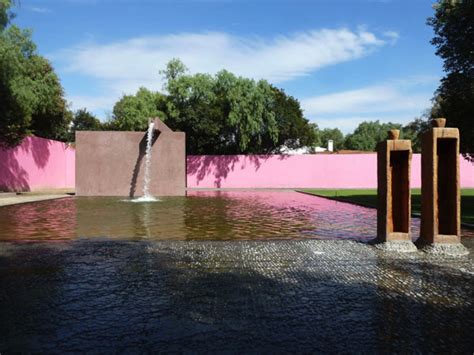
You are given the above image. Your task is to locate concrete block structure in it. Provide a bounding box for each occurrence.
[76,118,185,197]
[418,118,467,255]
[375,130,416,251]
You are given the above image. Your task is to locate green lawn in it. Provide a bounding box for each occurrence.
[299,188,474,225]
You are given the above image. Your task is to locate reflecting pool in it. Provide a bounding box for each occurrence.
[0,191,472,353]
[0,190,426,242]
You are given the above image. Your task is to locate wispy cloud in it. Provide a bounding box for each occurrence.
[26,6,52,14]
[301,77,438,133]
[383,30,399,45]
[67,94,116,113]
[56,28,393,112]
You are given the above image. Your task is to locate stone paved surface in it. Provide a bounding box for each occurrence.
[0,239,472,353]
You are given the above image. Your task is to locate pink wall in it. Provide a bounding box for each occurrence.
[1,138,473,191]
[0,136,75,192]
[187,154,474,189]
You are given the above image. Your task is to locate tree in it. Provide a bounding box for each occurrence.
[0,1,71,147]
[0,0,14,31]
[428,0,474,159]
[164,65,279,154]
[344,121,402,151]
[269,87,319,152]
[159,57,188,83]
[28,55,72,142]
[319,128,345,151]
[401,116,431,153]
[157,59,319,154]
[68,108,102,141]
[111,87,167,131]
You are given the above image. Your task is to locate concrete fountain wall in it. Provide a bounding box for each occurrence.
[75,120,186,197]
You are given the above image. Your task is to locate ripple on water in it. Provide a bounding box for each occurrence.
[0,191,471,243]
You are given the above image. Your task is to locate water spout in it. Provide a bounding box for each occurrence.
[142,121,155,198]
[128,121,159,203]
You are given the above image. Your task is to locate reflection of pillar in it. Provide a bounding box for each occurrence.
[375,129,416,252]
[418,119,467,255]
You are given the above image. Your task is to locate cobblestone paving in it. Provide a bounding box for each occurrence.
[0,239,472,353]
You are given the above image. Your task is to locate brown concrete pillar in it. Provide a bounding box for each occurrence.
[417,118,467,255]
[375,129,416,252]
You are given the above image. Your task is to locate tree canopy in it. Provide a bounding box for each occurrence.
[401,116,431,153]
[318,128,345,151]
[110,59,318,154]
[68,108,102,141]
[344,121,402,151]
[428,0,474,159]
[111,88,167,131]
[0,1,71,147]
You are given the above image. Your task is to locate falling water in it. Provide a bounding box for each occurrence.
[127,122,158,202]
[142,121,155,198]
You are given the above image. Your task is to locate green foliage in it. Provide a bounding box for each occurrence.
[69,108,102,141]
[0,3,71,147]
[28,55,72,141]
[270,86,319,152]
[401,117,430,153]
[344,121,402,151]
[0,0,14,31]
[428,0,474,159]
[319,128,345,151]
[164,65,280,154]
[111,87,167,131]
[159,57,188,83]
[155,59,317,154]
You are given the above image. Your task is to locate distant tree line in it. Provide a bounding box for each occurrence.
[1,0,471,157]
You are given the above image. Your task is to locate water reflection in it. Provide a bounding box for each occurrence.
[0,191,471,242]
[0,198,76,241]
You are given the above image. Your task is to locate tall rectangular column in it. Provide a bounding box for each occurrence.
[419,118,462,246]
[377,130,413,247]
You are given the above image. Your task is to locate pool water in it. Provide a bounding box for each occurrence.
[0,190,427,242]
[0,191,472,353]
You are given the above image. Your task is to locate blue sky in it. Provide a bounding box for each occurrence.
[15,0,442,133]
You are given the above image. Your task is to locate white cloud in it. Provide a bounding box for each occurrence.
[383,31,399,45]
[301,77,438,133]
[56,28,389,112]
[68,94,117,113]
[301,85,428,116]
[26,6,52,13]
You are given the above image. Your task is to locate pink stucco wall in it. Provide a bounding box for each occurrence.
[0,136,75,192]
[1,137,473,191]
[186,154,474,189]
